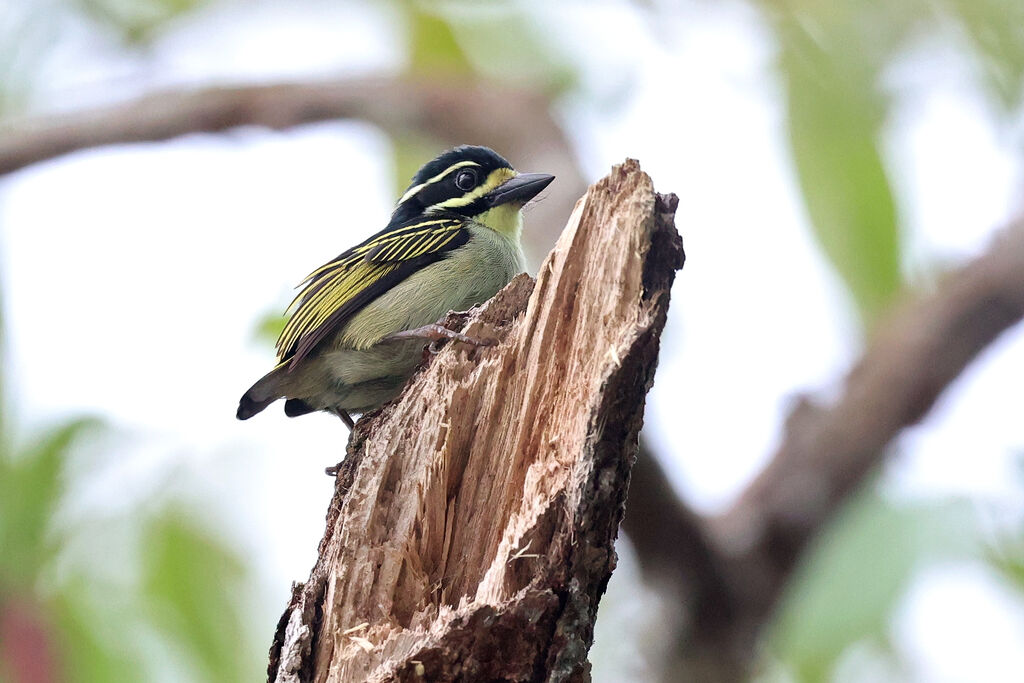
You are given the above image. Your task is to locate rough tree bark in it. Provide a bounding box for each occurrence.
[266,160,684,682]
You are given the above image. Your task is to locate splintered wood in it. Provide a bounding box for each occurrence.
[268,160,684,683]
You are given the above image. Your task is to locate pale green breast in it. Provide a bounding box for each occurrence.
[338,223,526,350]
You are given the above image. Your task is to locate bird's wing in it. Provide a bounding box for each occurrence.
[276,216,470,367]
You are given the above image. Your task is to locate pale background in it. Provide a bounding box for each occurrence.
[1,1,1022,681]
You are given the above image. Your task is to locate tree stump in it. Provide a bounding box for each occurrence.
[268,159,685,682]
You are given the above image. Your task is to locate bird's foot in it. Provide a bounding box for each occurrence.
[381,323,495,352]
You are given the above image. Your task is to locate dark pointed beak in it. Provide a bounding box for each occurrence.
[484,172,555,208]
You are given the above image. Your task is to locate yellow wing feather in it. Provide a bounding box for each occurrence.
[275,217,468,364]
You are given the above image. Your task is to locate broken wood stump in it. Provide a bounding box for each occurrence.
[268,159,685,682]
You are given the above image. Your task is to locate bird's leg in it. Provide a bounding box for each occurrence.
[325,408,354,477]
[332,407,355,430]
[381,323,495,352]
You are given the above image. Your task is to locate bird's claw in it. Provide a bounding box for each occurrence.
[382,323,494,349]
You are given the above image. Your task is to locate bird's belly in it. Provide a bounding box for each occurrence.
[317,340,426,412]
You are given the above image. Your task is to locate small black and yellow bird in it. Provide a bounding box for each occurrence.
[237,145,554,427]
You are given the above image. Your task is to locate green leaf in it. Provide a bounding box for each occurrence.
[436,7,578,95]
[769,491,976,681]
[401,1,474,77]
[985,512,1024,596]
[252,310,287,348]
[0,418,101,584]
[51,589,146,683]
[776,16,902,326]
[140,510,258,683]
[989,543,1024,594]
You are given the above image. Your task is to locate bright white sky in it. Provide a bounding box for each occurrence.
[1,1,1023,681]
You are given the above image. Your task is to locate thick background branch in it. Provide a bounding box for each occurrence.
[634,217,1024,681]
[720,215,1024,603]
[0,77,585,261]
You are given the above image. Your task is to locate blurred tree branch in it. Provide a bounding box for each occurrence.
[0,77,585,261]
[637,216,1024,681]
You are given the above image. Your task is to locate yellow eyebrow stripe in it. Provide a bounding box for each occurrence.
[397,161,482,204]
[427,167,516,211]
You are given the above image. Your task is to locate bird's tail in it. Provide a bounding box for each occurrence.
[236,363,287,420]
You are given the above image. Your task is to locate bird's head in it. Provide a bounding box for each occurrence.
[391,145,555,239]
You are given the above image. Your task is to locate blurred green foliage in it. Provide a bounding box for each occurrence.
[1,260,259,680]
[1,0,1024,681]
[253,309,288,348]
[76,0,210,44]
[0,414,262,682]
[0,419,100,588]
[415,3,576,95]
[985,457,1024,598]
[768,491,978,681]
[766,0,1024,325]
[989,536,1024,596]
[388,0,575,192]
[141,513,256,682]
[774,12,902,325]
[401,0,474,77]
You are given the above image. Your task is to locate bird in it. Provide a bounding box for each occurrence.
[236,145,554,428]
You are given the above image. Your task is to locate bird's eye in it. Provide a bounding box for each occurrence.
[455,169,477,191]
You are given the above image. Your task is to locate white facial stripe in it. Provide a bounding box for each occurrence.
[397,161,482,205]
[426,168,517,211]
